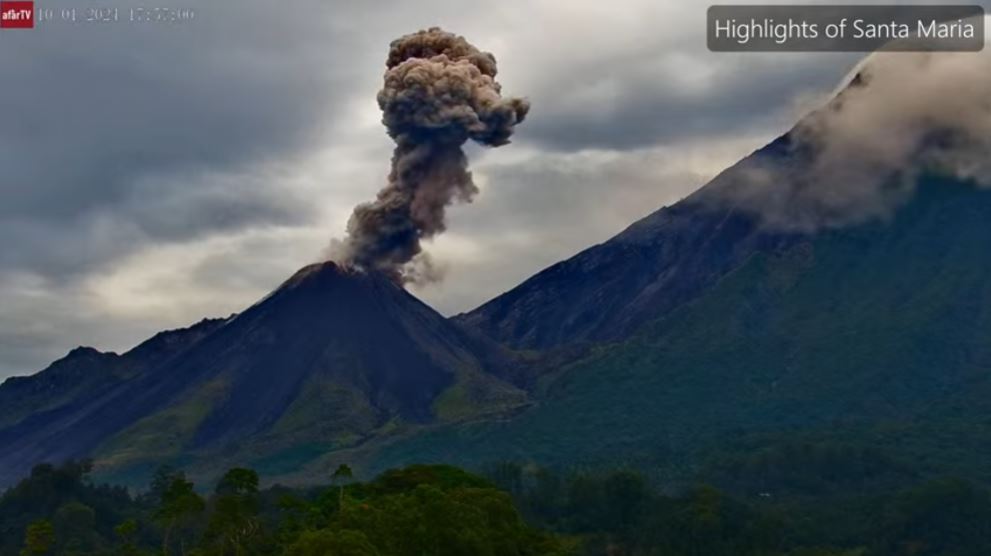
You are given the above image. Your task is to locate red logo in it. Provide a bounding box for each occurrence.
[0,1,33,28]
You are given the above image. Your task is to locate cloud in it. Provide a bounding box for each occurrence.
[0,0,350,277]
[710,24,991,231]
[521,51,855,152]
[450,0,859,153]
[0,164,316,282]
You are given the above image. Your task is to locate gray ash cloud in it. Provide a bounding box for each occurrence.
[331,27,529,283]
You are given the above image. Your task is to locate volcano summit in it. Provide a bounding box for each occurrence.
[0,262,527,486]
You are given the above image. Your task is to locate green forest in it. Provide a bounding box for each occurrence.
[3,455,991,556]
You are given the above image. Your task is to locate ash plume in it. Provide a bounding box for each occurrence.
[331,27,529,283]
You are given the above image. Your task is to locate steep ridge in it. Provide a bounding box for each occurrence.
[455,134,806,350]
[0,318,226,430]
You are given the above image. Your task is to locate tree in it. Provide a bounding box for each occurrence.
[876,478,991,556]
[207,468,261,556]
[155,472,205,556]
[284,530,379,556]
[489,462,524,497]
[53,500,97,553]
[147,465,179,503]
[332,464,354,509]
[114,519,140,556]
[215,468,259,497]
[20,520,54,556]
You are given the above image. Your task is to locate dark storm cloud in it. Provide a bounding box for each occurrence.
[523,52,857,152]
[0,0,356,278]
[0,169,308,281]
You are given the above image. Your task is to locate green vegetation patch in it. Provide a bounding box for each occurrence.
[93,378,230,470]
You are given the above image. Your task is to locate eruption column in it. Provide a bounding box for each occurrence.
[333,27,530,283]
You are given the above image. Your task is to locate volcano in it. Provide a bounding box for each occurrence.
[6,51,991,490]
[0,262,526,486]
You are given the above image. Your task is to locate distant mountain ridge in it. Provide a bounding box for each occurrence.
[0,318,226,430]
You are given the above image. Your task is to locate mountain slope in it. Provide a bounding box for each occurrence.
[0,263,526,486]
[0,318,226,430]
[455,134,804,350]
[367,177,991,485]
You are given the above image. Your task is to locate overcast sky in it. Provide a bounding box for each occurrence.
[0,0,877,377]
